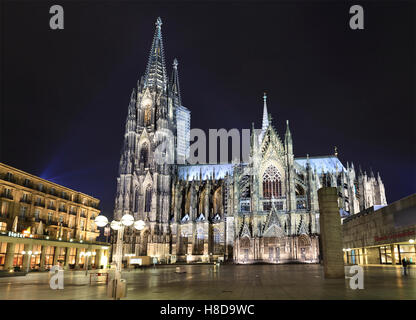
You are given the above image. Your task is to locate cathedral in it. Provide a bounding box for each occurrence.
[113,18,387,264]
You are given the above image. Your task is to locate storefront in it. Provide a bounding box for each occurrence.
[342,194,416,265]
[0,232,110,272]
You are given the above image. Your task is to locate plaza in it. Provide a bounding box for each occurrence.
[0,264,414,300]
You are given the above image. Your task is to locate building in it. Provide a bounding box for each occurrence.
[176,105,191,164]
[0,162,109,271]
[113,17,387,264]
[342,193,416,265]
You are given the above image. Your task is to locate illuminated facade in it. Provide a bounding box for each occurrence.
[113,18,387,264]
[0,162,109,271]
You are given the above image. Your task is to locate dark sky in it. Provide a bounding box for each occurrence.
[1,1,415,218]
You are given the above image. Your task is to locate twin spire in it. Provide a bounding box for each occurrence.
[143,17,182,104]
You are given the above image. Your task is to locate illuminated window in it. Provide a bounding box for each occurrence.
[0,222,6,231]
[44,246,55,269]
[13,243,25,268]
[144,107,152,126]
[262,166,282,198]
[0,242,7,269]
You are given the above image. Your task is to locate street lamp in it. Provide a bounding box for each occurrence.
[21,250,40,273]
[94,214,145,299]
[80,251,97,275]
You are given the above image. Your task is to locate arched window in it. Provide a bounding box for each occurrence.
[144,186,152,212]
[144,106,152,126]
[262,165,282,198]
[140,144,149,167]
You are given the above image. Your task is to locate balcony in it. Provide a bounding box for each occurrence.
[1,193,13,200]
[34,201,45,207]
[20,198,31,204]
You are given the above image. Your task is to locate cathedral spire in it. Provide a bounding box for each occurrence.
[143,17,168,91]
[262,92,269,132]
[169,58,182,106]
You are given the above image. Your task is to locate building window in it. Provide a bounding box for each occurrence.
[34,209,40,221]
[6,172,13,182]
[68,248,76,265]
[24,179,30,187]
[144,106,152,126]
[59,215,64,223]
[20,206,27,218]
[0,242,7,269]
[21,193,29,203]
[399,245,416,265]
[262,165,282,198]
[30,245,41,269]
[57,247,66,265]
[44,246,55,269]
[3,188,12,199]
[48,212,53,223]
[144,186,152,212]
[38,183,44,192]
[0,222,6,232]
[13,243,25,268]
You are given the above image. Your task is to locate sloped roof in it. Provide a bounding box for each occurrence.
[295,155,346,173]
[178,164,235,181]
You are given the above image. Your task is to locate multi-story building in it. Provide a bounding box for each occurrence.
[113,18,387,264]
[0,162,109,271]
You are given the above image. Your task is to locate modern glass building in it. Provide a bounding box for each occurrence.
[342,193,416,265]
[176,105,190,164]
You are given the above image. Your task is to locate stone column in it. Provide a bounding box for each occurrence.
[53,246,59,266]
[64,247,71,270]
[39,245,46,271]
[95,249,102,269]
[4,242,16,271]
[22,243,33,271]
[318,187,345,279]
[86,246,93,270]
[75,248,81,269]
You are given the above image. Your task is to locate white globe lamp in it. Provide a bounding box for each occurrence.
[110,220,122,230]
[134,220,145,231]
[121,214,134,227]
[94,215,109,228]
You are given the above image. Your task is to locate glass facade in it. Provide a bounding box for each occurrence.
[176,106,190,163]
[379,244,416,265]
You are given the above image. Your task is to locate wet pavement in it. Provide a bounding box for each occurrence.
[0,264,414,300]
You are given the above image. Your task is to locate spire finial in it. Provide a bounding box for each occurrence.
[334,146,338,157]
[156,17,162,28]
[173,58,178,69]
[263,92,267,101]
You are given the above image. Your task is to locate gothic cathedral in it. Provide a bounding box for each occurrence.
[113,18,387,264]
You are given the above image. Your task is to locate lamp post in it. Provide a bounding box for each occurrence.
[94,214,145,299]
[80,251,97,275]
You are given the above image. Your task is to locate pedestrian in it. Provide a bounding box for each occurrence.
[402,257,407,276]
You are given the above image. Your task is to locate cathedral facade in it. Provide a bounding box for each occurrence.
[113,18,387,264]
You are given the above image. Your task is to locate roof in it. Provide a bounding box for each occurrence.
[295,155,346,173]
[178,164,234,181]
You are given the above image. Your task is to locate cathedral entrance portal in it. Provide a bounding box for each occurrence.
[243,249,249,263]
[269,247,280,263]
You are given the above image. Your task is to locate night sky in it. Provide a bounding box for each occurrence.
[1,1,415,218]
